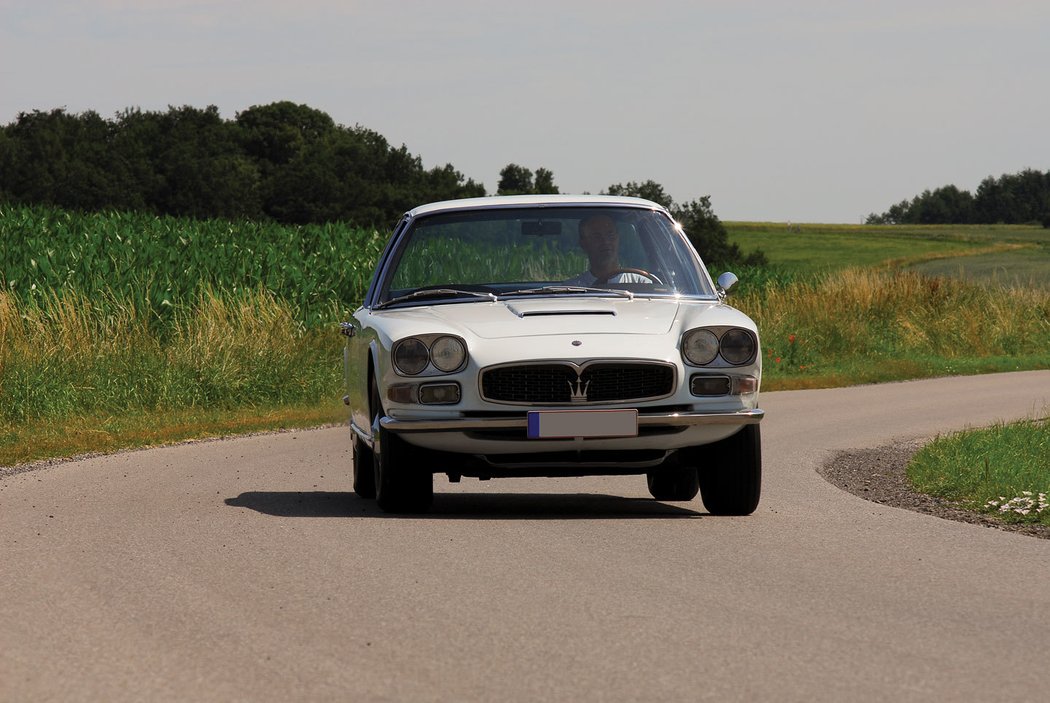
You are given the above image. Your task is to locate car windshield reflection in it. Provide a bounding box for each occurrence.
[378,206,715,306]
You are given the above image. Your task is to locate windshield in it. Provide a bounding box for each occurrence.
[376,206,716,306]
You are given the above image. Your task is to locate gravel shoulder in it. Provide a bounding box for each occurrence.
[820,440,1050,540]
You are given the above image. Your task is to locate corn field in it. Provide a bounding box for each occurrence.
[0,204,386,327]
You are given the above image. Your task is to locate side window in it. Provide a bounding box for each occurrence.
[367,216,409,306]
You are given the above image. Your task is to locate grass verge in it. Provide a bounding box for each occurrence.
[761,354,1050,391]
[0,403,346,469]
[0,287,346,469]
[907,419,1050,527]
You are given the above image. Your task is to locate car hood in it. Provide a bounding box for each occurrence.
[427,297,683,339]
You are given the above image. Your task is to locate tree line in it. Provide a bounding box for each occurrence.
[866,169,1050,226]
[0,102,486,227]
[0,101,762,266]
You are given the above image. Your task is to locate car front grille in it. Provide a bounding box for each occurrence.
[480,362,675,404]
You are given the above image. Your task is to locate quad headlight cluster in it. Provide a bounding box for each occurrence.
[392,334,468,375]
[681,327,758,366]
[389,335,467,406]
[681,327,759,399]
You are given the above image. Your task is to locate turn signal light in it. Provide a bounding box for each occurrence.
[419,383,461,405]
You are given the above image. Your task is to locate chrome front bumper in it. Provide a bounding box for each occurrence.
[380,408,764,433]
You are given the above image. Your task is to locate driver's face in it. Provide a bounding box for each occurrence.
[579,216,619,266]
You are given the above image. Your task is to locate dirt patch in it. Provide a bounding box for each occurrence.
[820,441,1050,540]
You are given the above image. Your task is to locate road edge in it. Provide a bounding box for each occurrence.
[820,440,1050,540]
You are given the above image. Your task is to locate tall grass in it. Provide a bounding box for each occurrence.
[735,267,1050,384]
[0,288,341,424]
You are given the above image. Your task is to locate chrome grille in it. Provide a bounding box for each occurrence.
[481,362,674,404]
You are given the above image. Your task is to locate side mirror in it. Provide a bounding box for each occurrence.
[716,272,738,296]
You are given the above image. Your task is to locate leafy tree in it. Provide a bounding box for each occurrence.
[423,163,486,202]
[533,167,559,194]
[0,126,10,202]
[868,169,1050,225]
[0,109,137,211]
[605,180,674,209]
[496,164,560,195]
[914,185,975,224]
[0,102,490,228]
[497,164,534,195]
[148,105,261,220]
[236,101,336,166]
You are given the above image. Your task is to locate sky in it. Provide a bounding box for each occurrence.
[2,0,1048,223]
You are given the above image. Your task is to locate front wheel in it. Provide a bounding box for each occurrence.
[371,379,433,513]
[697,425,762,515]
[352,433,376,499]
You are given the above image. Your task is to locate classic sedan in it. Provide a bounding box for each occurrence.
[342,195,763,513]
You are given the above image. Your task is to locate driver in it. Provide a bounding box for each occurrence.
[563,214,650,286]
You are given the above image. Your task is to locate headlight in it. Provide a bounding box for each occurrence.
[392,337,429,375]
[720,329,757,365]
[430,336,467,372]
[682,329,720,365]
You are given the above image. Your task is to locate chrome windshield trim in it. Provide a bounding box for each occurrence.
[380,408,763,433]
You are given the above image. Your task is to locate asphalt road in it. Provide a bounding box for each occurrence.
[2,370,1049,702]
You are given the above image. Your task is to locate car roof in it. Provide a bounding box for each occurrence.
[406,194,671,218]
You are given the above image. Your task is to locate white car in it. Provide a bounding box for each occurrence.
[342,195,763,513]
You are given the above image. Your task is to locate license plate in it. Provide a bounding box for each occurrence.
[527,409,638,439]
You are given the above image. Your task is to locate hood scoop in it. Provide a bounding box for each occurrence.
[505,302,617,318]
[516,309,616,318]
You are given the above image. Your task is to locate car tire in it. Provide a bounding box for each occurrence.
[371,379,434,513]
[697,425,762,515]
[352,433,376,499]
[646,464,700,501]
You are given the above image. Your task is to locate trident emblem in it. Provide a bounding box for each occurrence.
[568,375,590,403]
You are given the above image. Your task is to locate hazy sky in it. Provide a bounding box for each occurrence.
[2,1,1048,222]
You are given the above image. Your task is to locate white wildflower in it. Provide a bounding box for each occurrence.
[986,491,1048,517]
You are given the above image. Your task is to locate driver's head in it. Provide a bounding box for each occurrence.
[578,214,619,271]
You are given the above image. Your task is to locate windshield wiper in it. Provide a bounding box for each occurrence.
[375,288,497,310]
[497,285,634,301]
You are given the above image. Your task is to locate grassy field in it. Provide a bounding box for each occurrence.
[726,221,1050,286]
[909,248,1050,288]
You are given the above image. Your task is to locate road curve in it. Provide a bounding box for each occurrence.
[2,370,1048,702]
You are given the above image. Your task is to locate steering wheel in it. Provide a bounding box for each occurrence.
[593,267,664,285]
